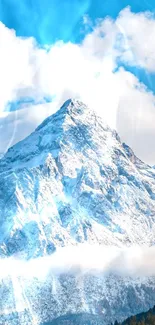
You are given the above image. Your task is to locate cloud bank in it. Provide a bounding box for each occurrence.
[1,245,155,280]
[0,8,155,164]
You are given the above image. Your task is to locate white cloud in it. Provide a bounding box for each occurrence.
[1,244,155,279]
[0,8,155,164]
[116,8,155,71]
[115,68,155,164]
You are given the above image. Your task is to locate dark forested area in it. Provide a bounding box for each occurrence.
[114,306,155,325]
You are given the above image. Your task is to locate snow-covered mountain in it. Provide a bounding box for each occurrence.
[1,98,155,257]
[0,99,155,324]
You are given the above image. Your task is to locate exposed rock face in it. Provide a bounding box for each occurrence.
[0,99,155,324]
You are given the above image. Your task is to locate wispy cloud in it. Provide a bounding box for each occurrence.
[1,245,155,279]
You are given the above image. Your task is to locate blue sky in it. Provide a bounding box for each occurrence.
[0,0,154,44]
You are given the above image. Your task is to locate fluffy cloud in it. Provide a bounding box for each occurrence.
[0,8,155,164]
[116,8,155,71]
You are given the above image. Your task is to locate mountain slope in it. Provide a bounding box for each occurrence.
[0,99,155,325]
[42,313,105,325]
[0,99,155,258]
[42,306,155,325]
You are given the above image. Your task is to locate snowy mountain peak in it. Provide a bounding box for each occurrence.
[59,98,89,115]
[0,99,108,172]
[36,98,99,133]
[0,99,155,259]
